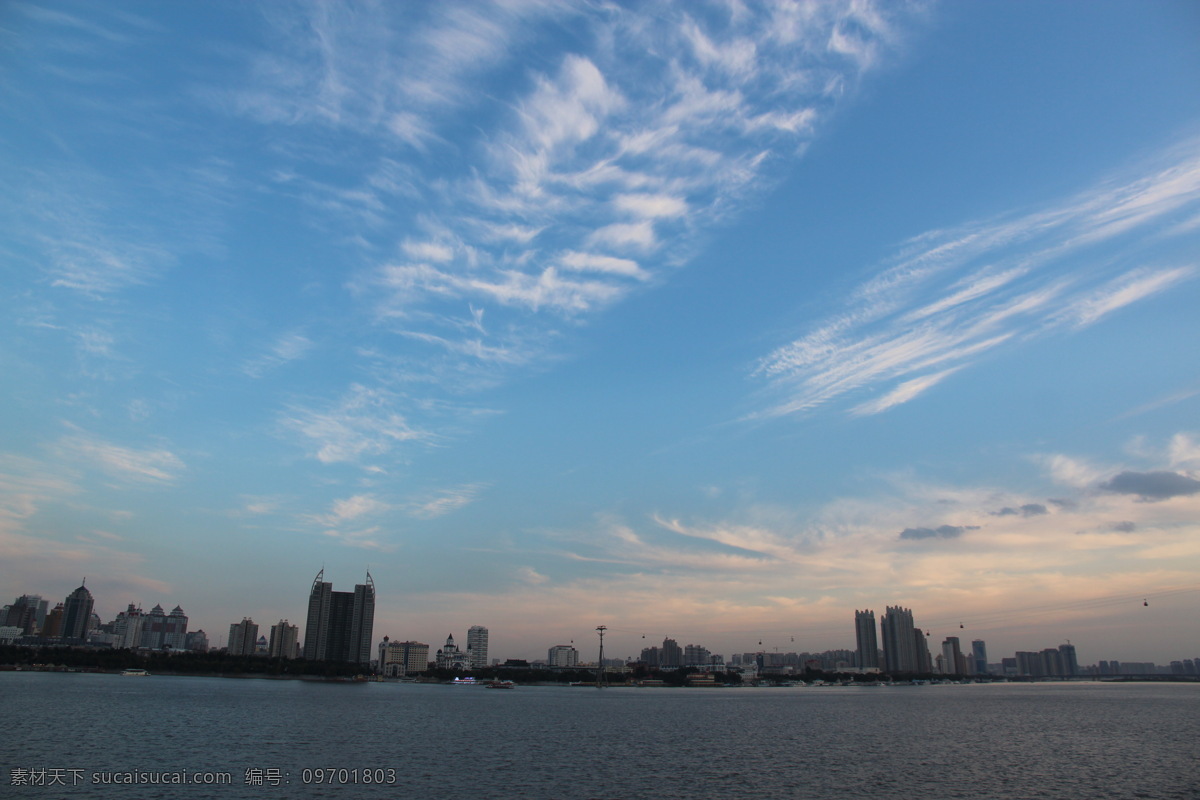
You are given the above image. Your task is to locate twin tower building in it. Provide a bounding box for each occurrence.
[303,569,375,665]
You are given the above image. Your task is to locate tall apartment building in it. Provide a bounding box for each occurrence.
[41,604,64,639]
[228,618,259,656]
[3,595,48,634]
[881,606,919,674]
[269,619,299,659]
[660,638,683,668]
[113,604,146,650]
[60,582,94,643]
[303,569,375,665]
[855,609,880,669]
[139,604,189,650]
[941,636,964,675]
[683,644,712,666]
[971,640,988,675]
[1058,642,1078,676]
[467,625,489,669]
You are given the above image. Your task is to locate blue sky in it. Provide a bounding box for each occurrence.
[3,0,1199,664]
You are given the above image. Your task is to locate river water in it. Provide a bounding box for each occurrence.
[5,673,1197,799]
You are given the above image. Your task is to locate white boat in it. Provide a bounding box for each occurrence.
[120,668,150,676]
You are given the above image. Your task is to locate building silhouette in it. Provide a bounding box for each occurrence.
[185,629,209,652]
[881,605,928,674]
[855,609,879,669]
[435,633,470,670]
[971,639,988,675]
[1058,642,1078,676]
[941,636,964,675]
[60,582,94,643]
[303,569,375,665]
[467,625,489,669]
[113,604,146,649]
[3,595,48,635]
[139,604,189,650]
[41,603,64,639]
[548,644,578,667]
[269,620,298,659]
[227,618,258,656]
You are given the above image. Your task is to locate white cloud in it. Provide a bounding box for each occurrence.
[53,433,184,483]
[1167,433,1200,468]
[586,221,657,251]
[753,141,1200,418]
[613,193,688,219]
[407,484,485,519]
[283,384,429,465]
[254,2,924,399]
[1039,454,1110,489]
[243,331,314,377]
[312,493,392,526]
[850,368,960,416]
[1063,266,1194,328]
[402,239,456,263]
[557,251,646,279]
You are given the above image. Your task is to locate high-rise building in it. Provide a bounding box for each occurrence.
[661,638,683,668]
[166,606,188,649]
[941,636,963,675]
[140,604,167,649]
[881,606,920,674]
[41,603,64,639]
[228,618,259,656]
[113,604,146,650]
[1041,647,1064,677]
[60,582,94,643]
[303,569,375,665]
[3,595,48,634]
[971,640,988,675]
[467,625,489,669]
[855,609,880,669]
[269,620,298,659]
[548,645,578,667]
[1058,642,1078,677]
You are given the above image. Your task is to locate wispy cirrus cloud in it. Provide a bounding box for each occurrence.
[281,384,431,466]
[214,2,923,430]
[242,331,314,378]
[406,484,487,519]
[303,493,396,551]
[753,140,1200,418]
[51,430,184,483]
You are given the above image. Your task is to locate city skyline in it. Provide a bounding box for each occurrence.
[2,3,1199,665]
[3,575,1193,667]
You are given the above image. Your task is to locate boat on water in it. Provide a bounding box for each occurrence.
[485,679,515,689]
[119,668,150,676]
[451,676,478,685]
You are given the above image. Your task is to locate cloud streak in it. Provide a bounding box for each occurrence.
[753,140,1200,418]
[213,1,924,440]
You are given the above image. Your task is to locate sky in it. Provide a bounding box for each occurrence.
[2,0,1199,666]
